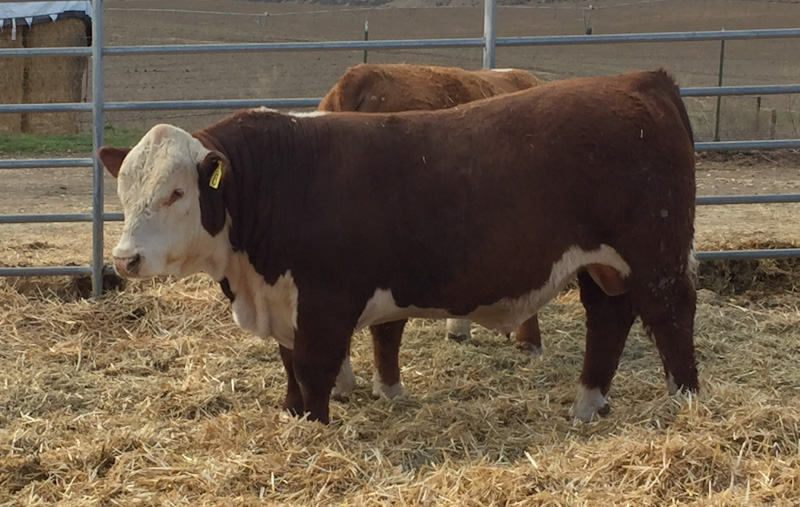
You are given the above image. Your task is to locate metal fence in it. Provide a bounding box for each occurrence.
[1,0,799,297]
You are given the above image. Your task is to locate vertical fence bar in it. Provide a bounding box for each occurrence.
[714,38,725,142]
[363,20,369,63]
[483,0,496,68]
[91,0,105,298]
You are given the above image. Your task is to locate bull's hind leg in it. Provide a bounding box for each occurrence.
[573,271,636,421]
[370,319,407,398]
[515,315,543,356]
[633,272,698,395]
[279,345,304,416]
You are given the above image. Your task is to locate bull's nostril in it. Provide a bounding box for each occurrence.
[128,253,142,273]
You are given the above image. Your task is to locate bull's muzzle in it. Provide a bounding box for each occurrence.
[114,253,142,277]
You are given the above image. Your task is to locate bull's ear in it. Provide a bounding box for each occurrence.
[197,151,229,237]
[98,146,131,178]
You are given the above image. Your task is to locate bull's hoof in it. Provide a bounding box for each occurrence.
[516,341,544,357]
[571,385,610,422]
[331,390,350,402]
[372,378,404,399]
[446,333,469,343]
[331,357,356,400]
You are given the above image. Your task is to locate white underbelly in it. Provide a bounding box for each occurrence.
[356,244,630,333]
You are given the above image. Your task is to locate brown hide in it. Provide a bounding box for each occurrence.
[317,63,543,112]
[187,69,697,423]
[319,63,547,356]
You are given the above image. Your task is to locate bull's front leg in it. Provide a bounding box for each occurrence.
[289,292,361,424]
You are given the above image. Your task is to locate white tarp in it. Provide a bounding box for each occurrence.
[0,1,91,40]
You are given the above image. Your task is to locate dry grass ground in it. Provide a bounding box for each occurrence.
[1,271,799,505]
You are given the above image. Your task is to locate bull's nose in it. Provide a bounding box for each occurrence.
[114,253,142,277]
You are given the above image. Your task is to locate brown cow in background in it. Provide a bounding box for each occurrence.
[318,63,543,113]
[319,63,546,400]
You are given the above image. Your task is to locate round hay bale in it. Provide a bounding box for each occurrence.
[23,17,89,135]
[0,25,24,133]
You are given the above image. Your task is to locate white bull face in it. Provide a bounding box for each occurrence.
[99,123,229,280]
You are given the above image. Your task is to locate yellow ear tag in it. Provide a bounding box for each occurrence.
[209,161,222,189]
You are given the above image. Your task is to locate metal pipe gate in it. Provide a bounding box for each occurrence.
[1,0,799,297]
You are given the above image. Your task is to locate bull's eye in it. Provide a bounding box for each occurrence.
[166,189,184,206]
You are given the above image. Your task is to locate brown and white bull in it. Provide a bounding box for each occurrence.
[319,63,547,397]
[100,69,699,425]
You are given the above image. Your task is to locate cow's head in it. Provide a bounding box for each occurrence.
[99,123,230,280]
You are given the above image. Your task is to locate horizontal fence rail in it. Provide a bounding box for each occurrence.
[0,213,124,224]
[682,84,800,97]
[496,28,800,47]
[0,266,93,277]
[4,83,800,115]
[1,4,799,288]
[697,194,800,205]
[4,28,799,59]
[0,158,92,169]
[698,249,800,261]
[695,140,800,150]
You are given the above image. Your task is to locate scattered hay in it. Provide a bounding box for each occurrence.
[1,273,800,504]
[697,240,800,295]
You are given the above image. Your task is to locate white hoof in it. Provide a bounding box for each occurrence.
[517,341,544,357]
[331,356,356,400]
[445,318,471,342]
[571,385,610,422]
[667,373,679,395]
[372,372,404,399]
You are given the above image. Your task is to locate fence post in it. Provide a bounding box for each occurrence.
[483,0,496,68]
[770,109,777,139]
[713,37,725,142]
[91,0,105,298]
[755,96,761,134]
[363,20,369,63]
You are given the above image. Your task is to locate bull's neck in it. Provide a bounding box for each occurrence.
[197,111,322,285]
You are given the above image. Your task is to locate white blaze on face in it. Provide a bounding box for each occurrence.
[112,123,227,280]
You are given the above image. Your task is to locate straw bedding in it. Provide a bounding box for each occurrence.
[1,254,799,504]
